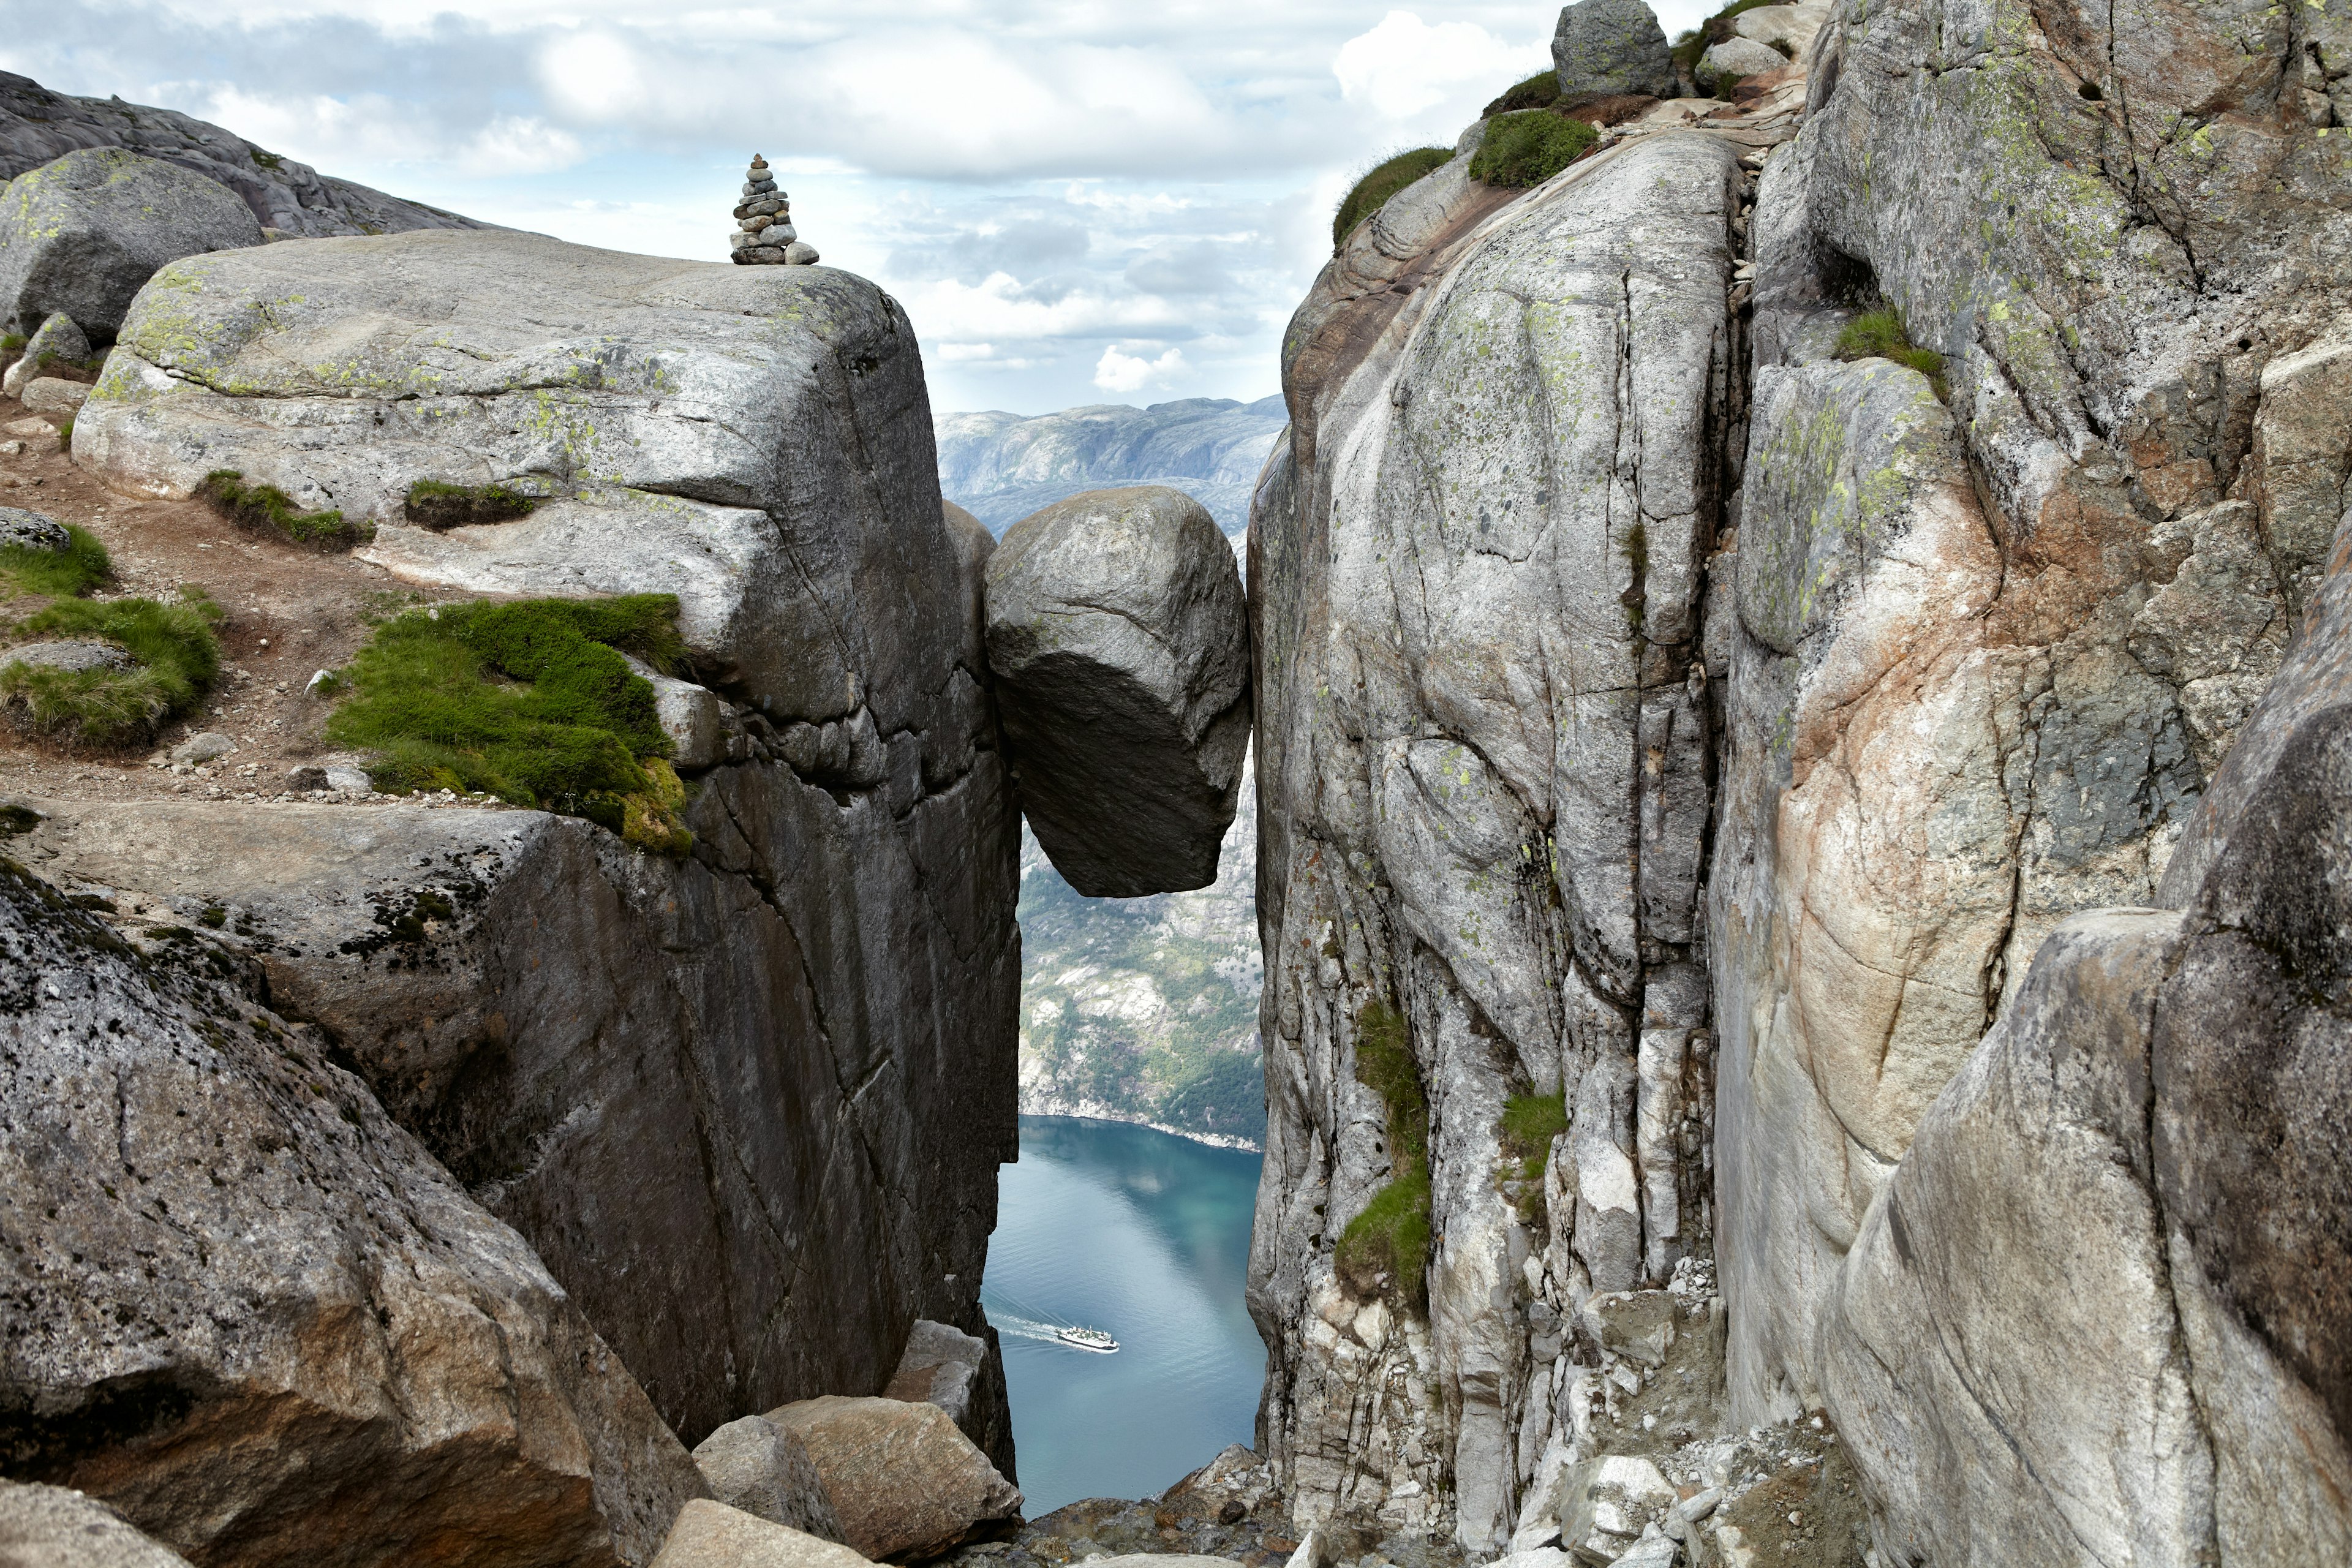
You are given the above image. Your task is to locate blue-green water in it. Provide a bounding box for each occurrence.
[987,1115,1265,1513]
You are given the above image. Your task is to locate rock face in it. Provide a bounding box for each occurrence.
[0,148,262,337]
[0,1483,194,1568]
[43,227,1022,1464]
[0,71,483,240]
[1249,128,1742,1548]
[767,1397,1022,1562]
[984,486,1250,897]
[0,857,707,1566]
[1551,0,1676,100]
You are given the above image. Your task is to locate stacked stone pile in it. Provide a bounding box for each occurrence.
[731,153,818,266]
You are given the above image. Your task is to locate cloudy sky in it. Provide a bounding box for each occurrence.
[4,0,1717,414]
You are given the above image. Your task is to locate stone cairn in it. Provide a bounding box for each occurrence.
[730,154,818,266]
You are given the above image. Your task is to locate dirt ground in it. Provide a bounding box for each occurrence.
[0,370,434,805]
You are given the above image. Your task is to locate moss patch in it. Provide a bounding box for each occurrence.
[323,595,695,856]
[1337,998,1433,1311]
[404,479,545,531]
[1499,1090,1569,1227]
[1469,110,1598,189]
[1836,307,1949,401]
[1333,146,1455,249]
[0,522,109,601]
[1483,69,1562,118]
[1,590,222,747]
[197,470,374,551]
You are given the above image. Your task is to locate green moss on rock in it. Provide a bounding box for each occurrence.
[1469,111,1599,189]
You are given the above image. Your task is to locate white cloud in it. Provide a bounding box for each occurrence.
[459,115,583,176]
[1333,11,1545,123]
[1094,344,1187,393]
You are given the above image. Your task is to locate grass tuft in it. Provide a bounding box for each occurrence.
[1499,1090,1569,1228]
[1,523,110,600]
[56,419,72,451]
[323,595,695,856]
[1483,69,1562,118]
[1333,146,1455,249]
[404,479,545,531]
[197,470,374,551]
[1836,307,1950,401]
[1336,998,1433,1311]
[1,590,222,747]
[1469,110,1599,189]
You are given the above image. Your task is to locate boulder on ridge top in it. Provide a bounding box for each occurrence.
[0,856,707,1567]
[982,485,1250,897]
[0,1483,194,1568]
[0,148,261,336]
[1551,0,1676,100]
[768,1396,1022,1561]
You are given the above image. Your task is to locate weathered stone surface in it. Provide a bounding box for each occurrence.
[0,856,707,1566]
[0,505,67,551]
[1696,38,1788,91]
[1728,4,1827,55]
[1551,0,1676,99]
[984,485,1249,897]
[650,1502,876,1568]
[18,378,88,418]
[3,311,88,396]
[0,148,262,336]
[885,1320,986,1434]
[1248,131,1741,1549]
[0,1483,193,1568]
[0,70,484,240]
[1,639,133,674]
[767,1397,1021,1562]
[691,1419,845,1541]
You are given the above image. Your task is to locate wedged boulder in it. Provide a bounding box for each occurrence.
[1695,36,1787,90]
[1551,0,1676,99]
[982,485,1248,897]
[0,148,261,336]
[0,856,707,1566]
[650,1502,875,1568]
[3,311,88,396]
[690,1419,843,1540]
[767,1396,1022,1561]
[885,1320,985,1434]
[0,1483,193,1568]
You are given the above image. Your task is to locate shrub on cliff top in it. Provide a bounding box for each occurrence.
[197,470,374,552]
[323,595,695,856]
[1469,110,1599,189]
[1483,68,1562,118]
[1337,998,1433,1311]
[1333,146,1455,249]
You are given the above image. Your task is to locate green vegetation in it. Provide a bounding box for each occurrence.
[322,595,695,856]
[1836,307,1950,401]
[0,334,23,354]
[1337,999,1433,1311]
[1,590,222,746]
[1482,69,1562,118]
[1333,146,1455,249]
[404,478,545,531]
[1499,1090,1569,1227]
[0,522,110,600]
[55,419,71,451]
[1469,110,1599,189]
[197,469,374,551]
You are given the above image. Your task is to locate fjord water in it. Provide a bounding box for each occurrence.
[987,1115,1265,1513]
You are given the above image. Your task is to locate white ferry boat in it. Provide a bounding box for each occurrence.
[1055,1324,1119,1353]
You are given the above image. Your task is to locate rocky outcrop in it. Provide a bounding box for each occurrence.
[42,227,1021,1466]
[768,1397,1021,1562]
[1249,125,1744,1548]
[1695,38,1787,92]
[0,71,483,240]
[985,486,1250,897]
[0,149,262,337]
[0,856,707,1566]
[1551,0,1676,100]
[0,1483,193,1568]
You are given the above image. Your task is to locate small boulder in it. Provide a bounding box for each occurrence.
[0,1481,195,1567]
[767,1396,1021,1561]
[1697,36,1791,90]
[323,762,374,792]
[1550,1455,1676,1561]
[1730,2,1828,53]
[169,731,234,765]
[0,148,263,336]
[650,1501,876,1568]
[0,505,70,552]
[18,379,88,420]
[691,1416,846,1541]
[4,312,90,398]
[982,486,1250,897]
[2,639,134,674]
[884,1319,987,1433]
[1551,0,1677,99]
[1574,1289,1679,1368]
[283,765,330,792]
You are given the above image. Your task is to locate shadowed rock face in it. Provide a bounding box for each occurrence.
[984,486,1250,898]
[0,149,262,336]
[0,858,709,1567]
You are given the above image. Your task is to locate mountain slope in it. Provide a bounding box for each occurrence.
[938,396,1286,534]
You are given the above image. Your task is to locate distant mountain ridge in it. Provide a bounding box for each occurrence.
[937,396,1287,534]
